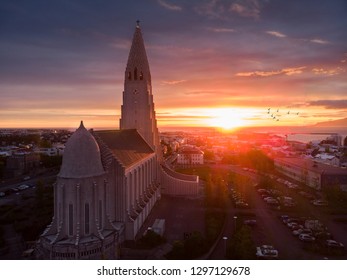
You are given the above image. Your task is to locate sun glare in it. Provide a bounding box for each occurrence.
[207,108,247,130]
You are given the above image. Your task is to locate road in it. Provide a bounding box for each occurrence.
[0,170,58,206]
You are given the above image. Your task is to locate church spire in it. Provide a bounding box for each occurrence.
[120,22,162,161]
[125,21,151,84]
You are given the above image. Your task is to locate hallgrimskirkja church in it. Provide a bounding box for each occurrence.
[37,23,199,259]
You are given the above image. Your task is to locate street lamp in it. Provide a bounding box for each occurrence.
[222,236,228,258]
[233,216,238,231]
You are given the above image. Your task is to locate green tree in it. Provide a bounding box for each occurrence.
[39,139,52,148]
[183,231,207,259]
[203,150,214,161]
[137,230,165,249]
[226,225,255,259]
[166,240,185,259]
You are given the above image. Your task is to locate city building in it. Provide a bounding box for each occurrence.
[275,157,347,190]
[177,145,204,166]
[5,152,40,177]
[38,23,198,259]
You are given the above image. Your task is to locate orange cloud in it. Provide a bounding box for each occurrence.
[161,80,187,85]
[236,66,306,77]
[312,67,345,76]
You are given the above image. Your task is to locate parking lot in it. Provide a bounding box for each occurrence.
[227,165,347,259]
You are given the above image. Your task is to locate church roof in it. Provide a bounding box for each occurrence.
[59,121,105,179]
[94,129,154,168]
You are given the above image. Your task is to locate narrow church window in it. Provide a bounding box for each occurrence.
[85,203,90,235]
[68,204,73,236]
[128,71,132,80]
[140,71,143,80]
[134,67,138,80]
[99,200,103,229]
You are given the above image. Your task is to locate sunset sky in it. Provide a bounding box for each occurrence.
[1,0,347,130]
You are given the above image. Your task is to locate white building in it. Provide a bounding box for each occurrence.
[275,157,347,190]
[177,145,204,166]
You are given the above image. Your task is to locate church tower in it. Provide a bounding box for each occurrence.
[120,22,162,160]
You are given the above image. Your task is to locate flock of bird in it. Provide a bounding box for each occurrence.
[267,108,299,121]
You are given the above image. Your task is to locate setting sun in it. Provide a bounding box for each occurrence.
[207,108,247,130]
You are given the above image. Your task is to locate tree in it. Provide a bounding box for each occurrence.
[323,180,346,203]
[257,176,273,189]
[203,150,214,161]
[183,231,206,259]
[226,225,255,259]
[166,241,185,259]
[39,139,52,148]
[137,230,165,249]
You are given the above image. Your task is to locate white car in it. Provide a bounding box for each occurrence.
[18,185,30,191]
[299,234,315,242]
[292,228,312,236]
[312,200,328,206]
[264,197,279,205]
[256,245,278,259]
[325,240,344,249]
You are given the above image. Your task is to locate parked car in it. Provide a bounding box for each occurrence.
[257,189,269,194]
[256,245,278,259]
[280,215,290,224]
[283,201,296,208]
[235,201,249,208]
[18,184,30,191]
[325,240,344,249]
[244,219,257,226]
[299,234,315,242]
[312,200,329,207]
[292,228,312,236]
[265,199,279,206]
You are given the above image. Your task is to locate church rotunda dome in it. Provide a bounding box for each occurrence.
[59,121,105,178]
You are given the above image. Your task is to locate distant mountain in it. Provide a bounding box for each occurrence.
[314,117,347,127]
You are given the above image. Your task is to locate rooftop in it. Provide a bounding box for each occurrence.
[275,157,347,175]
[94,129,154,168]
[59,121,105,179]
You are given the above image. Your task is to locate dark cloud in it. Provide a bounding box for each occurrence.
[309,100,347,109]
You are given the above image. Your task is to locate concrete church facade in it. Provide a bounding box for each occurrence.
[37,23,198,259]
